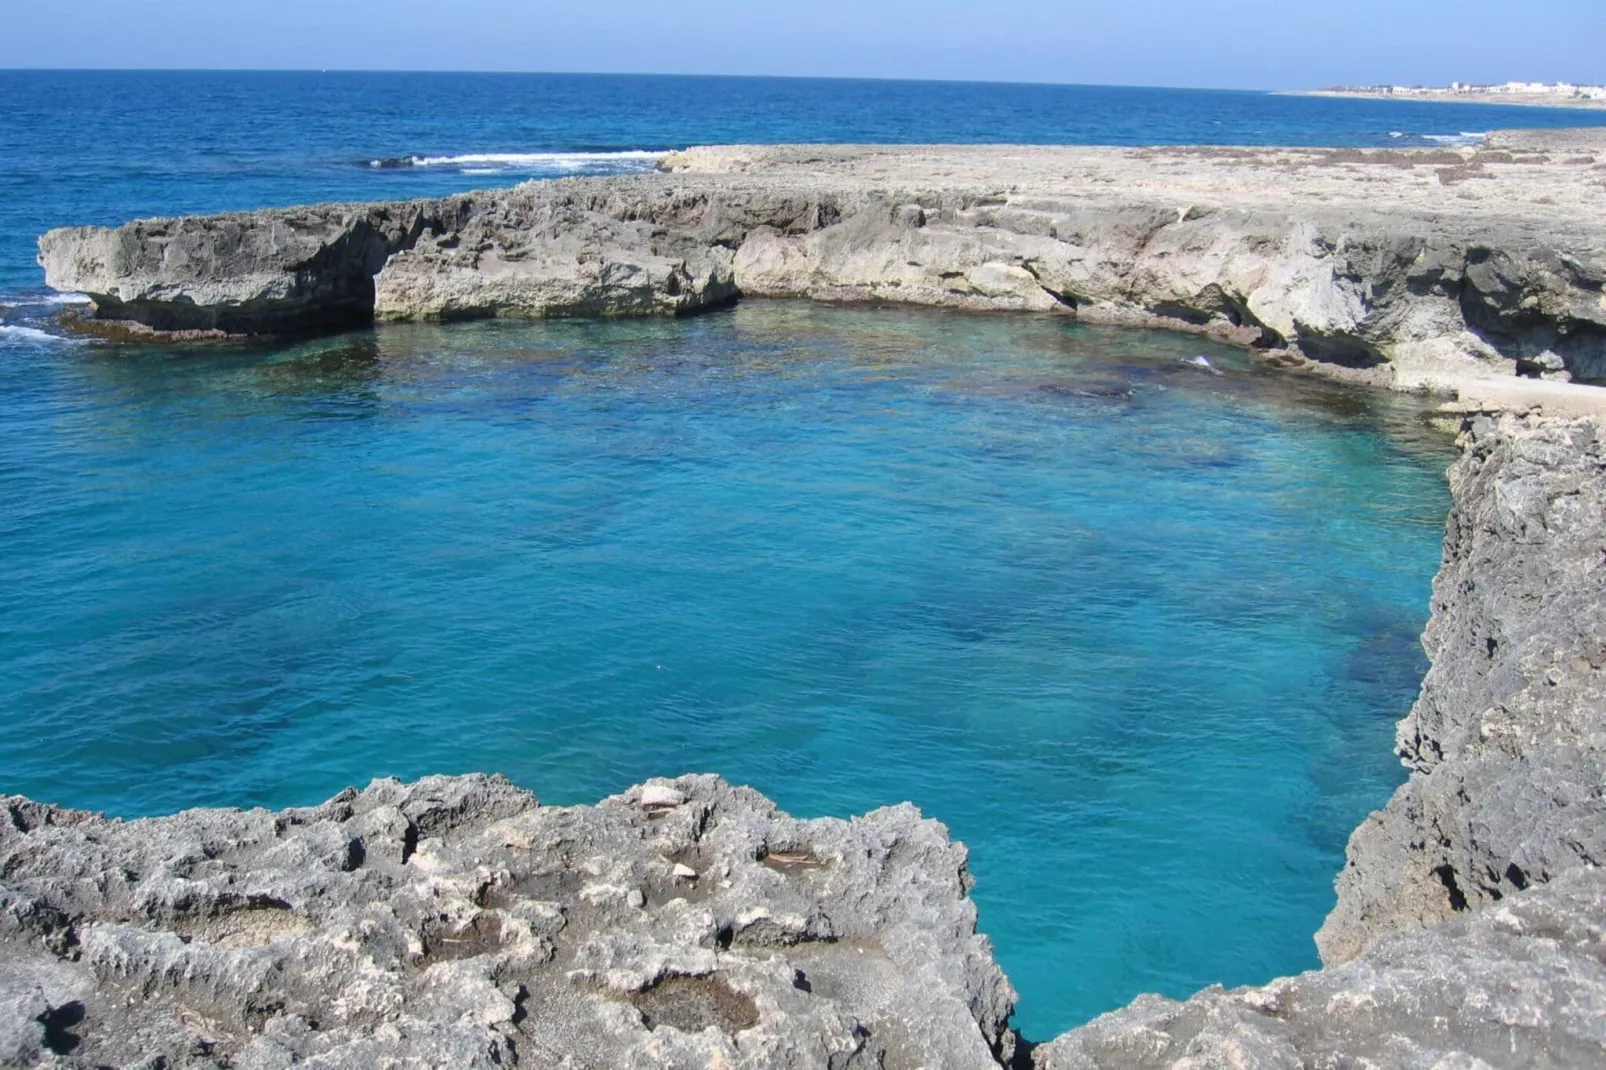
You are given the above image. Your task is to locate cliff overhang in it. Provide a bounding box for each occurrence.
[38,133,1606,391]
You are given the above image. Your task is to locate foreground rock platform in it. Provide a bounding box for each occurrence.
[1,775,1014,1069]
[38,131,1606,389]
[5,413,1605,1068]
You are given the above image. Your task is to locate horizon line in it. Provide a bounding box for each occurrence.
[0,67,1292,93]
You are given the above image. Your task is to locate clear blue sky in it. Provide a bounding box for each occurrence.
[4,0,1602,90]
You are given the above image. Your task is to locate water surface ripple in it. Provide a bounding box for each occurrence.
[0,303,1453,1036]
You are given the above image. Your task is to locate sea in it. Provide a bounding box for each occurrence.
[3,71,1597,1039]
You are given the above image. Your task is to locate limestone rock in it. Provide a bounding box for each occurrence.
[1317,414,1606,965]
[0,774,1015,1069]
[39,140,1606,386]
[1034,865,1606,1069]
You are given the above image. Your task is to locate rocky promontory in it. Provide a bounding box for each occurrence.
[5,411,1605,1068]
[38,131,1606,390]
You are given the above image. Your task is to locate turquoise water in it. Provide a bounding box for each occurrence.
[0,302,1452,1036]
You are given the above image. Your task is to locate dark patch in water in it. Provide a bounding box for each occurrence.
[1036,382,1134,402]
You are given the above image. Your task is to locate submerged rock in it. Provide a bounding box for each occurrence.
[0,775,1015,1069]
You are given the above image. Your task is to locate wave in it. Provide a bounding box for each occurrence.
[1380,130,1490,149]
[369,150,666,174]
[0,289,92,308]
[0,324,69,345]
[1422,131,1492,146]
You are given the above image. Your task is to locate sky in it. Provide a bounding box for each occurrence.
[3,0,1602,90]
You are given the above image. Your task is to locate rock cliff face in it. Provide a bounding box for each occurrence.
[1317,414,1606,962]
[0,775,1015,1069]
[39,134,1606,387]
[1035,412,1606,1069]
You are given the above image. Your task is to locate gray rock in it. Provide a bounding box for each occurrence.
[1038,411,1606,1068]
[1318,413,1606,965]
[1034,865,1606,1070]
[37,141,1606,386]
[0,774,1016,1069]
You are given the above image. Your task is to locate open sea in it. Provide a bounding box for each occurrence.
[1,71,1580,1037]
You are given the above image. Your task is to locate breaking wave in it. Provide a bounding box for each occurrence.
[1386,131,1491,147]
[1423,132,1491,146]
[368,150,666,175]
[0,324,70,345]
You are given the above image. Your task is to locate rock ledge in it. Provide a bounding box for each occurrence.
[1,775,1014,1069]
[39,133,1606,388]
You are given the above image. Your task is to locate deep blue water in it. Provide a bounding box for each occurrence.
[0,72,1472,1038]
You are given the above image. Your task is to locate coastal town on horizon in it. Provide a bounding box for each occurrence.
[1308,79,1606,108]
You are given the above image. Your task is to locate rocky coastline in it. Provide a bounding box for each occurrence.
[38,131,1606,396]
[13,134,1606,1067]
[4,411,1604,1068]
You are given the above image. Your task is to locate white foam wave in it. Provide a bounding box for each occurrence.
[373,150,665,173]
[0,324,68,345]
[42,292,93,306]
[1422,131,1491,146]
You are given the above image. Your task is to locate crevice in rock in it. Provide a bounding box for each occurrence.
[759,846,830,873]
[1293,329,1388,369]
[1019,261,1080,311]
[1146,300,1213,326]
[37,1000,86,1056]
[416,911,511,966]
[1434,863,1470,912]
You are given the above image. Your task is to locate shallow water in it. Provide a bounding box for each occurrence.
[0,302,1453,1036]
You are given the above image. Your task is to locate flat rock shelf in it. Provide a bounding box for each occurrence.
[37,131,1606,393]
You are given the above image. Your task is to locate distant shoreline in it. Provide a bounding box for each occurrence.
[1282,88,1606,111]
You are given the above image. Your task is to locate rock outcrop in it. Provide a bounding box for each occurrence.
[39,132,1606,387]
[1035,412,1606,1069]
[1035,866,1606,1069]
[1317,413,1606,963]
[0,775,1015,1069]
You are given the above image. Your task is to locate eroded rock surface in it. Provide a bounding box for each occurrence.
[0,775,1015,1069]
[38,133,1606,387]
[1037,412,1606,1069]
[1318,413,1606,963]
[1036,866,1606,1070]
